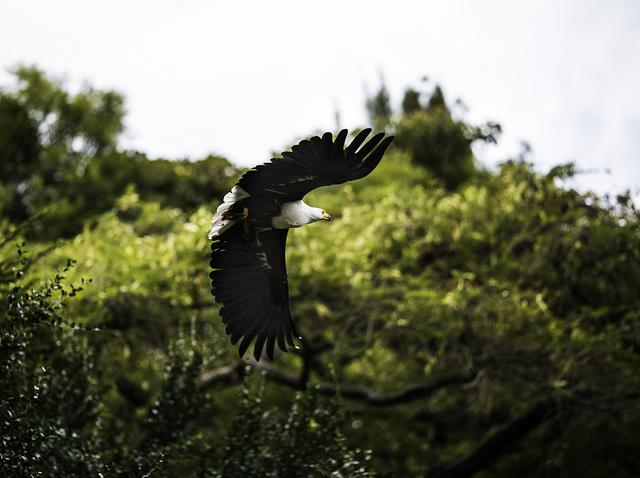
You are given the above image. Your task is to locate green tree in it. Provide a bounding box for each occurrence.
[3,66,639,477]
[0,66,125,223]
[0,236,375,477]
[401,87,421,115]
[0,67,236,238]
[366,78,392,131]
[394,84,501,188]
[0,94,40,181]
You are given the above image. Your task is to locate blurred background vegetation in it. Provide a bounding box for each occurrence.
[1,66,639,477]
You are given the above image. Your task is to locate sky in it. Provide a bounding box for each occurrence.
[2,0,639,195]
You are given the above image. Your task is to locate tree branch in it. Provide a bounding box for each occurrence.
[197,361,477,407]
[314,369,477,406]
[427,397,560,478]
[199,362,246,389]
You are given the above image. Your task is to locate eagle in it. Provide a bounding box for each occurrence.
[208,128,394,361]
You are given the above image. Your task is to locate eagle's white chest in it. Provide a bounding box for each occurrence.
[272,201,316,229]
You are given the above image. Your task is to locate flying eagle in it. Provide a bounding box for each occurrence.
[209,129,394,361]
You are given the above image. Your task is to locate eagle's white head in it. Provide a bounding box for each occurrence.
[272,201,331,229]
[309,206,332,223]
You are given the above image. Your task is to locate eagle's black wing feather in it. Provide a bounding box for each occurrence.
[210,224,296,360]
[237,129,394,201]
[211,129,394,360]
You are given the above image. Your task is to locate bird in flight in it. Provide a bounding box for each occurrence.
[209,129,394,361]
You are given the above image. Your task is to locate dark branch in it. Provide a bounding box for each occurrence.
[199,362,246,389]
[197,361,477,406]
[314,369,477,406]
[427,397,560,478]
[198,361,304,392]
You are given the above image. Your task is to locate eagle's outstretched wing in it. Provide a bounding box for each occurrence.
[210,225,296,361]
[237,128,394,201]
[210,129,394,361]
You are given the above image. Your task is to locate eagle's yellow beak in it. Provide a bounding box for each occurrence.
[322,211,332,221]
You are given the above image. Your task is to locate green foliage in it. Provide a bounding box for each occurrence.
[0,67,237,238]
[401,87,421,115]
[0,66,125,222]
[1,67,639,477]
[364,80,502,189]
[0,236,104,477]
[0,238,374,477]
[23,151,637,476]
[219,387,374,478]
[366,79,392,131]
[0,94,40,180]
[394,84,501,189]
[11,65,124,156]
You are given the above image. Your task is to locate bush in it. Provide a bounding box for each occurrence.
[219,386,374,478]
[0,236,374,477]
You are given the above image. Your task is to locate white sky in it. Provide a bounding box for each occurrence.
[2,0,639,195]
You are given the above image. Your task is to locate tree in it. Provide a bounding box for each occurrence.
[401,87,421,115]
[0,66,125,223]
[366,78,392,131]
[394,84,501,188]
[0,67,236,238]
[0,236,375,477]
[0,94,40,181]
[2,67,639,477]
